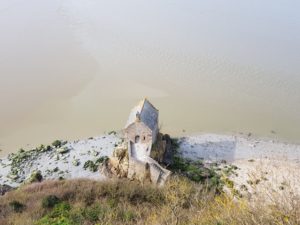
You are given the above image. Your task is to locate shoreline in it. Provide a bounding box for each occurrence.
[1,130,300,158]
[179,132,300,163]
[1,132,300,187]
[1,131,300,202]
[2,131,300,160]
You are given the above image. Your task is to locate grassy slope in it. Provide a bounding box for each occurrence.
[1,138,300,225]
[1,176,300,225]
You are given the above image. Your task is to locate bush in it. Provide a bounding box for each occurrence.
[108,131,117,135]
[52,140,62,148]
[95,156,108,164]
[81,205,106,222]
[37,202,71,225]
[9,201,25,213]
[169,156,223,191]
[83,160,98,172]
[29,170,43,183]
[83,157,108,172]
[42,195,61,208]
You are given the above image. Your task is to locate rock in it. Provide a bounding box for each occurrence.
[102,133,171,186]
[100,143,129,178]
[56,147,69,154]
[8,174,19,181]
[72,159,80,166]
[249,144,256,148]
[92,151,99,157]
[151,133,174,165]
[0,184,14,196]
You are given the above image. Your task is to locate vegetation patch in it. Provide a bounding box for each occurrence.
[0,178,299,225]
[166,138,224,191]
[83,160,98,172]
[37,202,71,225]
[52,140,62,148]
[28,170,43,183]
[223,164,239,176]
[83,156,108,172]
[42,195,61,209]
[6,141,57,184]
[108,131,117,135]
[9,201,25,213]
[168,156,223,191]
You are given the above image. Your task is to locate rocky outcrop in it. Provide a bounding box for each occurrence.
[150,133,174,165]
[100,133,173,186]
[0,184,14,196]
[100,142,129,178]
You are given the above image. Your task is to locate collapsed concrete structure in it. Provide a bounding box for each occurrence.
[101,98,172,186]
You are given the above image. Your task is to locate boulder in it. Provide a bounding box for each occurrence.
[56,147,69,154]
[100,143,129,178]
[72,159,80,166]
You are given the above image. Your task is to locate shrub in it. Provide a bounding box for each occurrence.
[168,156,223,191]
[52,140,62,148]
[170,137,180,149]
[37,203,71,225]
[83,160,98,172]
[108,131,117,135]
[18,148,25,153]
[84,157,108,172]
[69,208,84,224]
[95,156,108,164]
[9,201,25,213]
[42,195,61,208]
[81,205,106,222]
[29,170,43,183]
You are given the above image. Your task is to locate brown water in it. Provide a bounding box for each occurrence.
[1,0,300,156]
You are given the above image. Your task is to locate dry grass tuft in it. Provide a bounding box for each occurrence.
[0,176,299,225]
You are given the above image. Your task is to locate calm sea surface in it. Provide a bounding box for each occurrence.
[0,0,300,155]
